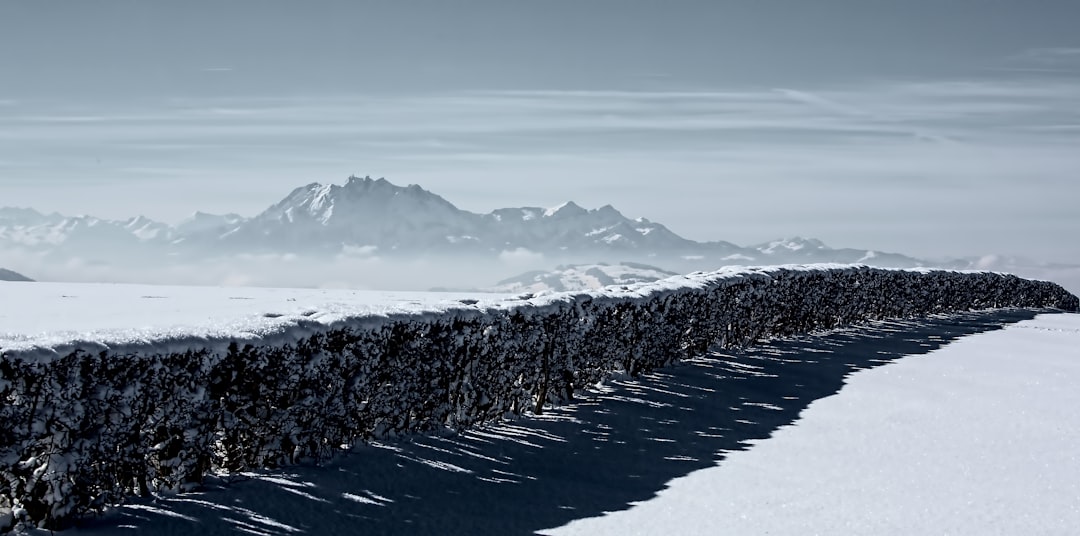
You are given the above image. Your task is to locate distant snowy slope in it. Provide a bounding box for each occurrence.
[489,262,679,293]
[487,201,699,253]
[0,268,33,282]
[752,236,923,268]
[0,211,173,258]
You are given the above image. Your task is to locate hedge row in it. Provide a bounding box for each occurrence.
[1,265,1076,529]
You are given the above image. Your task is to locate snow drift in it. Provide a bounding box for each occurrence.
[1,265,1076,530]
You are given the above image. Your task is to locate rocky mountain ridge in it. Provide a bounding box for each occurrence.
[0,176,926,271]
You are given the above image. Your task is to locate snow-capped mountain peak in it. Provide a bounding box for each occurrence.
[123,215,172,241]
[219,176,484,252]
[0,176,934,275]
[543,201,588,218]
[263,182,336,224]
[259,176,463,227]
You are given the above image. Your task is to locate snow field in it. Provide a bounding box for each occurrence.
[545,312,1080,535]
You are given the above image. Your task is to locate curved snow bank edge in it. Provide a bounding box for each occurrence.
[1,265,1076,530]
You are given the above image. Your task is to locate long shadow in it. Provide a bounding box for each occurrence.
[72,309,1044,535]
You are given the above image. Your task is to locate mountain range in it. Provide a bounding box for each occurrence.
[3,176,1078,294]
[0,176,931,272]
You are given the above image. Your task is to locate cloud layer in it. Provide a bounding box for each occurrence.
[2,61,1079,263]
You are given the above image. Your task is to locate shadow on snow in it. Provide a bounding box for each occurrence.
[71,309,1041,535]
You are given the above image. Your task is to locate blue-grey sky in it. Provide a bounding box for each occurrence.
[2,1,1079,262]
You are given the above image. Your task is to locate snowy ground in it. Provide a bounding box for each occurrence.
[35,309,1077,535]
[547,312,1080,535]
[0,281,504,352]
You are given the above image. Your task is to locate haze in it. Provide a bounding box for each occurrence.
[2,1,1079,265]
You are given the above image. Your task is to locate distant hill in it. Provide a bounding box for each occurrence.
[0,176,928,272]
[0,268,33,282]
[489,262,679,293]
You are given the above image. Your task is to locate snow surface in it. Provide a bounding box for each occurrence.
[33,310,1079,535]
[3,265,1067,360]
[0,263,836,355]
[0,281,506,353]
[545,313,1080,536]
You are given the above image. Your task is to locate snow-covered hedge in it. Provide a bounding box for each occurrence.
[1,265,1076,529]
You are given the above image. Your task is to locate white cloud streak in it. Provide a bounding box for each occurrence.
[1,74,1079,262]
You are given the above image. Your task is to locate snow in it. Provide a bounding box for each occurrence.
[0,281,506,354]
[2,267,1075,530]
[544,201,575,217]
[857,249,878,262]
[488,262,678,293]
[544,313,1080,535]
[721,253,755,261]
[758,237,826,255]
[0,176,977,275]
[2,265,1071,358]
[36,311,1080,535]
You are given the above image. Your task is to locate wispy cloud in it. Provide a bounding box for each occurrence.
[5,78,1079,160]
[14,80,1072,145]
[1014,47,1080,64]
[773,88,866,117]
[996,48,1080,74]
[2,70,1079,261]
[17,115,113,123]
[773,87,956,144]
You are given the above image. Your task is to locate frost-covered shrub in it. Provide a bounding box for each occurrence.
[1,265,1076,530]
